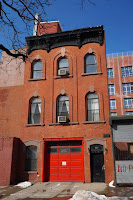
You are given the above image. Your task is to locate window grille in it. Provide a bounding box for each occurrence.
[110,99,116,110]
[25,146,37,171]
[107,68,114,78]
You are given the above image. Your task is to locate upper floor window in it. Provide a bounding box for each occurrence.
[87,93,99,121]
[110,99,116,110]
[110,112,117,116]
[25,145,37,171]
[124,98,133,109]
[108,84,115,95]
[85,54,97,73]
[122,83,133,94]
[58,58,69,75]
[32,61,43,79]
[121,66,133,77]
[58,95,69,119]
[125,111,133,115]
[29,98,41,124]
[107,68,114,79]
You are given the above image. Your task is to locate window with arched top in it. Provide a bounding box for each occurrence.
[87,93,99,121]
[25,145,37,171]
[58,95,69,119]
[85,54,97,73]
[32,60,43,79]
[29,98,41,124]
[58,58,69,75]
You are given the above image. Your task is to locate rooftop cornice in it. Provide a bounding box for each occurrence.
[26,25,104,54]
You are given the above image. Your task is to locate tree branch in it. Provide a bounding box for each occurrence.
[0,44,27,61]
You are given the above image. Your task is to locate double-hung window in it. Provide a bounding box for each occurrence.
[32,61,43,79]
[25,146,37,171]
[85,54,97,73]
[122,83,133,94]
[121,66,133,77]
[58,95,69,118]
[110,99,116,110]
[108,84,115,95]
[87,93,99,121]
[58,58,69,75]
[125,111,133,115]
[107,68,114,79]
[124,98,133,109]
[29,98,41,124]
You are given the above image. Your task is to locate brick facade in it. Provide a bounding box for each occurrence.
[0,22,114,184]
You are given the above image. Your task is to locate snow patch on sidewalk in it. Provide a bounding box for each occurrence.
[69,190,108,200]
[15,181,32,188]
[109,180,115,188]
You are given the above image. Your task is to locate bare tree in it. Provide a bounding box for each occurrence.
[0,0,95,61]
[0,0,54,61]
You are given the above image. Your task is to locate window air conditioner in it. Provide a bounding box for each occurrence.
[58,69,68,76]
[58,116,68,123]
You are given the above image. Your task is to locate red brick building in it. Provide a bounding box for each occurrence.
[107,52,133,116]
[0,21,114,185]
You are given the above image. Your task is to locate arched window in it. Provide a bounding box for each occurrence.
[32,60,43,79]
[25,145,37,171]
[85,54,97,73]
[58,58,69,75]
[29,98,41,124]
[87,93,99,121]
[58,95,69,118]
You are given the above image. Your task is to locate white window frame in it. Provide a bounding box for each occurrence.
[110,99,116,110]
[124,98,133,109]
[121,66,133,77]
[108,84,115,95]
[122,83,133,94]
[107,68,114,79]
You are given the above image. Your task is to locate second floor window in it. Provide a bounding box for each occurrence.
[85,54,97,73]
[107,68,114,79]
[32,61,43,79]
[29,98,41,124]
[122,83,133,94]
[110,99,116,110]
[124,98,133,109]
[108,84,115,95]
[58,95,69,118]
[121,66,133,77]
[87,93,99,121]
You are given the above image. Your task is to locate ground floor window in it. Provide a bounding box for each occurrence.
[25,145,37,171]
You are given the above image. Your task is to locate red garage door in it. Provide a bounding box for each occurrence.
[45,140,84,182]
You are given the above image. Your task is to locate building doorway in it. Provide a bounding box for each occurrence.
[90,144,105,182]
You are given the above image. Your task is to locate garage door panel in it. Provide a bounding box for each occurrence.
[71,174,83,181]
[59,161,70,166]
[59,167,70,174]
[59,154,69,159]
[71,154,82,159]
[71,160,82,166]
[71,168,82,174]
[50,153,58,159]
[50,160,58,167]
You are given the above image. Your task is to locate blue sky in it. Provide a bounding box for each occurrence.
[44,0,133,54]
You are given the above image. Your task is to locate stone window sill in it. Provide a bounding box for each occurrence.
[81,72,102,76]
[28,78,46,81]
[83,121,106,124]
[25,123,45,127]
[48,122,79,126]
[53,75,73,79]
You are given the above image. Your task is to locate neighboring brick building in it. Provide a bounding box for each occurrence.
[107,52,133,116]
[0,21,114,185]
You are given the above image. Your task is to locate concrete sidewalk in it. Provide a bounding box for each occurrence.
[0,182,107,199]
[1,182,133,200]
